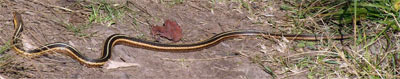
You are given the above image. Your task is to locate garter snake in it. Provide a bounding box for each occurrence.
[11,12,351,67]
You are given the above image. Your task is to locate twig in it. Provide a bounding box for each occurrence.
[161,56,235,62]
[384,10,400,28]
[278,70,307,79]
[357,53,383,78]
[359,72,400,78]
[333,42,360,78]
[30,0,76,12]
[284,51,337,59]
[126,1,152,17]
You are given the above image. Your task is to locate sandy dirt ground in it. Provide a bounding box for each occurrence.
[0,0,320,79]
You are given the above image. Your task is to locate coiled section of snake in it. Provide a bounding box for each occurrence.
[11,12,351,67]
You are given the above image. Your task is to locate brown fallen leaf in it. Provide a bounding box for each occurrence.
[151,20,183,42]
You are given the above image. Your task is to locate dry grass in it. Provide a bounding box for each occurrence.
[259,0,400,78]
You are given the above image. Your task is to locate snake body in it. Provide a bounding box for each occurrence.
[11,12,351,66]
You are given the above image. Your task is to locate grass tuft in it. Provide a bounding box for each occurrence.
[0,40,12,55]
[0,40,13,68]
[276,0,400,78]
[88,0,127,27]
